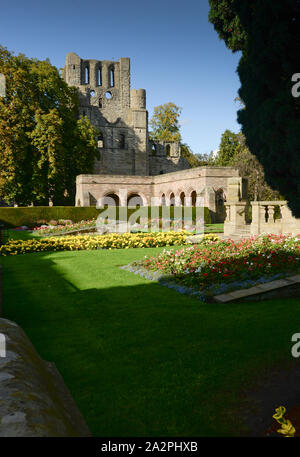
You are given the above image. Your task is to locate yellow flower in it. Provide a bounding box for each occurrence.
[277,420,296,437]
[273,406,286,421]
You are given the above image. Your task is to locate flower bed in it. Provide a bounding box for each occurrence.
[33,218,97,236]
[0,231,189,256]
[127,234,300,301]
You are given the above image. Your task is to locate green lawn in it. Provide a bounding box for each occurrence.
[1,245,300,436]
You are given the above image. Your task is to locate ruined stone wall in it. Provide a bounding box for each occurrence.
[76,167,239,221]
[63,53,149,176]
[63,53,188,177]
[148,141,190,175]
[0,318,91,436]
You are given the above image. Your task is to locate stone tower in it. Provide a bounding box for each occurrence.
[63,52,189,176]
[63,52,148,175]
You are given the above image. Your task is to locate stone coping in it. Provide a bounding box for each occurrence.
[214,274,300,303]
[0,318,91,436]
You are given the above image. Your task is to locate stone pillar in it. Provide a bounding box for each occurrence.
[250,202,260,235]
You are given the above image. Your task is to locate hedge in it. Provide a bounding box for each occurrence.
[0,206,211,228]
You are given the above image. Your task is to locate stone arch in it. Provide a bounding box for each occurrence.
[179,191,186,206]
[127,192,148,207]
[191,190,197,207]
[215,188,226,222]
[169,192,175,207]
[161,193,166,206]
[100,192,120,207]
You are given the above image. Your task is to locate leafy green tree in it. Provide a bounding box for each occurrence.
[230,135,282,202]
[149,102,182,142]
[150,102,200,167]
[209,1,300,217]
[215,129,240,166]
[0,46,99,206]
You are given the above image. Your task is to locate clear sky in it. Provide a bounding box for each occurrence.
[1,0,242,155]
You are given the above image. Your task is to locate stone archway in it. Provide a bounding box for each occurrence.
[179,192,185,206]
[169,192,175,207]
[102,193,120,207]
[127,193,144,207]
[215,188,226,222]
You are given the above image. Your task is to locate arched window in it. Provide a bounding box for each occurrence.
[97,132,104,149]
[180,192,185,206]
[127,194,143,207]
[191,191,197,207]
[166,144,171,157]
[161,194,166,206]
[119,134,125,149]
[103,193,120,207]
[109,67,114,87]
[170,192,175,206]
[84,66,89,84]
[151,143,157,156]
[97,67,102,86]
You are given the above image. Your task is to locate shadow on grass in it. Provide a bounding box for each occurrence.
[1,248,300,437]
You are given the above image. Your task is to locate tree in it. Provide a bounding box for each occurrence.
[149,102,182,142]
[230,135,282,202]
[0,46,99,206]
[209,1,300,217]
[213,129,282,201]
[149,102,201,168]
[215,129,240,166]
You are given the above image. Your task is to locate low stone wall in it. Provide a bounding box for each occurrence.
[0,318,91,436]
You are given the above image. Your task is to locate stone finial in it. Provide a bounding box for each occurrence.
[0,74,6,98]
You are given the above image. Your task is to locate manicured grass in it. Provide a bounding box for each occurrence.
[205,223,224,233]
[7,229,41,241]
[1,246,300,436]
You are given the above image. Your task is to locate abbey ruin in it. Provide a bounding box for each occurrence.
[63,53,239,222]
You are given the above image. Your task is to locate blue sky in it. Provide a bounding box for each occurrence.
[1,0,242,155]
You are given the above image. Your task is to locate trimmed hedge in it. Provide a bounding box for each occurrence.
[0,206,211,228]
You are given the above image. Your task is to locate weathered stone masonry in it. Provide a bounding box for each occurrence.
[62,53,189,176]
[63,53,239,222]
[76,167,240,223]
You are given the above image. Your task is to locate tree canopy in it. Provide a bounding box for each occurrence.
[149,102,201,168]
[0,46,99,206]
[214,129,282,201]
[209,0,300,217]
[149,102,182,142]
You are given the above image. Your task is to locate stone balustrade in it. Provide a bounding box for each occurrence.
[224,200,300,237]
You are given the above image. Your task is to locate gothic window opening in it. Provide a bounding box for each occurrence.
[109,67,114,87]
[151,143,156,156]
[97,132,104,149]
[119,134,125,149]
[166,144,171,157]
[170,192,175,206]
[84,66,89,84]
[97,67,102,86]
